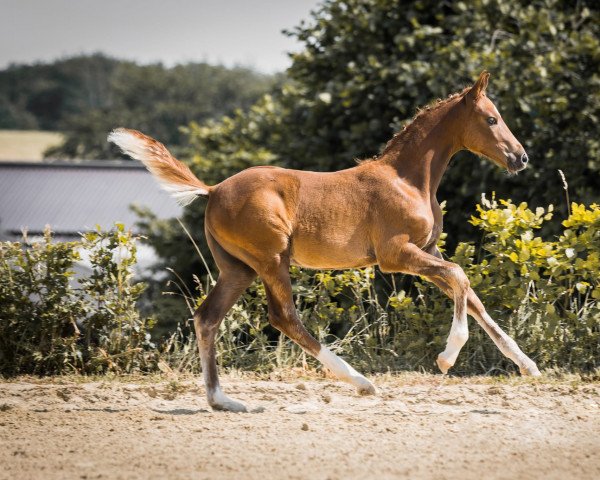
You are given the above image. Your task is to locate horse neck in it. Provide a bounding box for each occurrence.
[379,100,462,198]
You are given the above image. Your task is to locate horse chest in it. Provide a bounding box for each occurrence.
[383,198,436,247]
[401,196,443,249]
[406,211,436,248]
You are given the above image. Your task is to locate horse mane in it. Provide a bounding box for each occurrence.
[367,86,471,161]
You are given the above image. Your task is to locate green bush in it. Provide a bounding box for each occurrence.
[0,225,156,376]
[2,200,598,376]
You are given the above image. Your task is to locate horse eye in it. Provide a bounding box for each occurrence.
[487,117,497,125]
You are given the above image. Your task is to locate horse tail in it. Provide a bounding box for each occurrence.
[107,128,210,206]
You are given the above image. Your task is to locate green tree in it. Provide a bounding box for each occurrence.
[175,0,599,241]
[0,54,277,159]
[0,54,119,130]
[47,60,277,159]
[138,0,599,331]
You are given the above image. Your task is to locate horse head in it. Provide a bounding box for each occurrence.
[461,71,528,174]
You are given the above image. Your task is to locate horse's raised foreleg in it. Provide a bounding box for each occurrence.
[426,246,541,376]
[378,241,470,373]
[194,236,257,412]
[466,290,541,376]
[260,255,376,395]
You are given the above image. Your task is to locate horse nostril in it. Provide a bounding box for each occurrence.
[521,153,529,164]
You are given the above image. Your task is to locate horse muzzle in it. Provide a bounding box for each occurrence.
[507,152,529,173]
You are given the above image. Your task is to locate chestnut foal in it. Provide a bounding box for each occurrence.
[109,71,540,412]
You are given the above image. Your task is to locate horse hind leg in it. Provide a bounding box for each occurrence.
[194,250,256,412]
[260,257,376,395]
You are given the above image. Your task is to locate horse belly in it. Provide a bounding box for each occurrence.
[290,232,375,269]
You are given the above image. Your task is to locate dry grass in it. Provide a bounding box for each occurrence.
[0,130,64,161]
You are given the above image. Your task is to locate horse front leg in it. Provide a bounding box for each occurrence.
[378,241,470,374]
[466,290,541,376]
[427,246,541,376]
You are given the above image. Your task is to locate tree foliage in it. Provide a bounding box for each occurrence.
[0,54,119,131]
[138,0,598,309]
[0,54,276,159]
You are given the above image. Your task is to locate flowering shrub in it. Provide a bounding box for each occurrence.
[456,197,600,372]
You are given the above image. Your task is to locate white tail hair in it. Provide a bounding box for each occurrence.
[108,128,210,206]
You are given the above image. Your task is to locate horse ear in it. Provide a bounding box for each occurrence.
[469,70,490,100]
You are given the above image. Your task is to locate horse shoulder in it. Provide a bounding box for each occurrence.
[369,176,436,248]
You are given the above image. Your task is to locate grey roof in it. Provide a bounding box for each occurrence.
[0,161,182,238]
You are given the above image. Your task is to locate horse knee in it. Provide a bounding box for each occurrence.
[449,264,469,294]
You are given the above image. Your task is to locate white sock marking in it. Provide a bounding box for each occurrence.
[317,346,374,392]
[439,315,469,367]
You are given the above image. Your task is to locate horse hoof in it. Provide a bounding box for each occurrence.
[356,379,377,396]
[209,397,248,413]
[436,356,451,375]
[520,363,542,377]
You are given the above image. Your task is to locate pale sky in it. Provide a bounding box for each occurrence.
[0,0,321,73]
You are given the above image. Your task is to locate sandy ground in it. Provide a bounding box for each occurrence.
[0,372,598,480]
